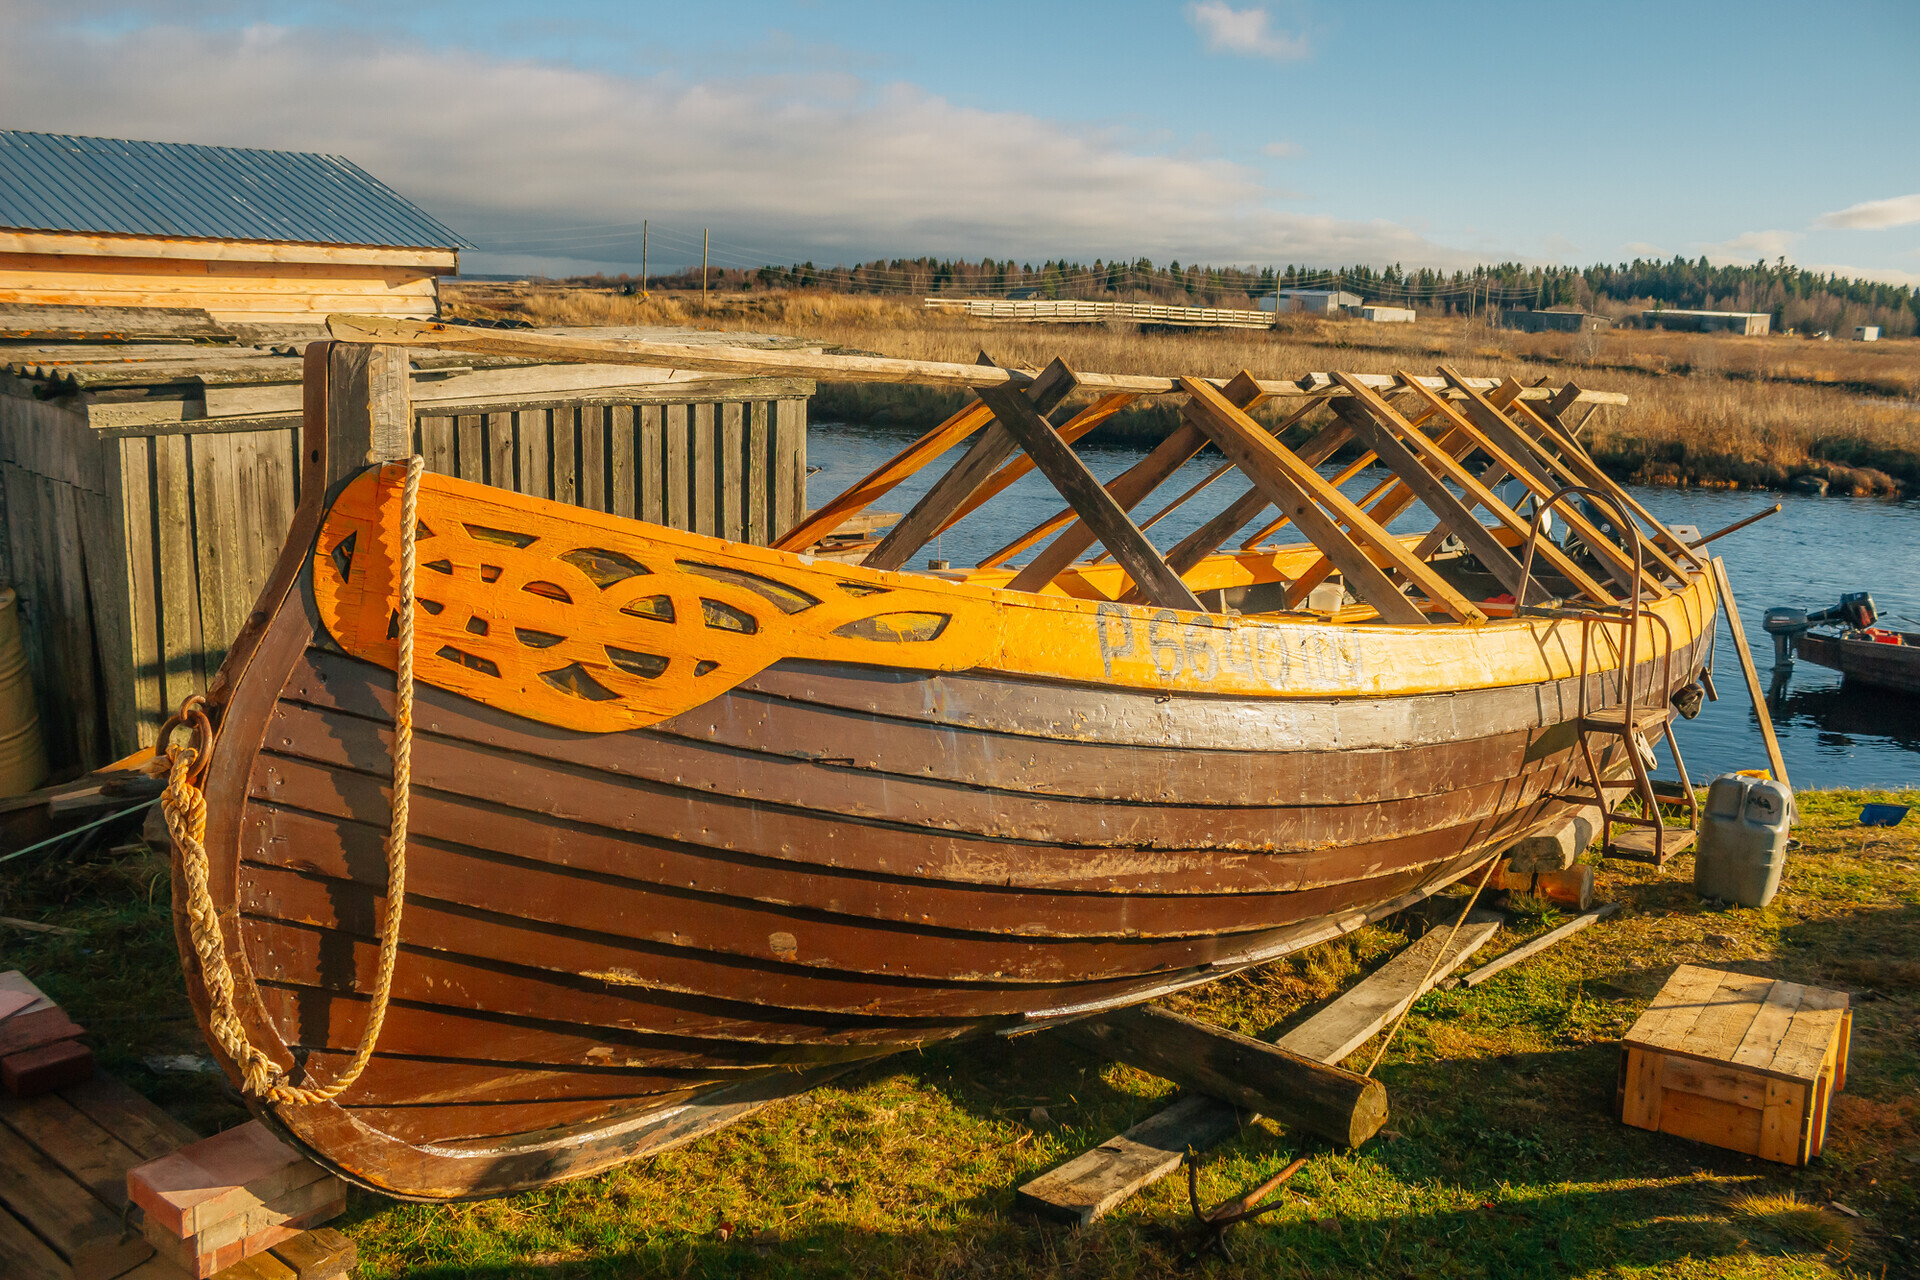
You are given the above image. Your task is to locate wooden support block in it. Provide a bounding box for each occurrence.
[129,1121,331,1239]
[1063,1005,1389,1148]
[265,1227,356,1280]
[0,1007,85,1059]
[3,1037,94,1096]
[155,1176,346,1258]
[1015,1095,1245,1226]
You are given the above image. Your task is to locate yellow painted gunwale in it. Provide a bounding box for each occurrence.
[315,466,1716,734]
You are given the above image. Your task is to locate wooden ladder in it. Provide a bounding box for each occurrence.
[1516,487,1700,867]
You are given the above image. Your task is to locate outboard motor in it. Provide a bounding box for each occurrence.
[1762,600,1844,668]
[1839,591,1878,630]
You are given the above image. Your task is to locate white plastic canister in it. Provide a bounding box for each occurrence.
[1693,774,1794,908]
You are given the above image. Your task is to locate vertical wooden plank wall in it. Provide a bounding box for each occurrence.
[411,395,807,540]
[0,384,806,772]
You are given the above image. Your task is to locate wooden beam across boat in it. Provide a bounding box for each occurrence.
[1179,377,1483,625]
[1006,374,1268,595]
[863,359,1080,570]
[326,316,1630,406]
[973,381,1206,612]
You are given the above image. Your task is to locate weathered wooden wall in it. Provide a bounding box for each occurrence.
[0,380,809,772]
[0,252,443,324]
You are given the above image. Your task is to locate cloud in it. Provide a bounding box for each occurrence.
[0,7,1470,276]
[1813,193,1920,231]
[1694,229,1798,264]
[1260,140,1303,159]
[1187,3,1310,61]
[1620,241,1664,258]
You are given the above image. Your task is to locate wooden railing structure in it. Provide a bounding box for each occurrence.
[332,316,1694,632]
[923,297,1277,330]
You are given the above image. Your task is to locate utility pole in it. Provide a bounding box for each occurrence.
[641,219,648,297]
[702,228,710,306]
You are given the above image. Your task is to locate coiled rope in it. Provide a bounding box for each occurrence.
[162,457,423,1105]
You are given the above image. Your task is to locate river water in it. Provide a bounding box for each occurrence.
[806,422,1920,792]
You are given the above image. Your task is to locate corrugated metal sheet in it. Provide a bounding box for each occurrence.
[0,131,470,250]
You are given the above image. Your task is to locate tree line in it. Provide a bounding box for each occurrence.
[580,253,1918,336]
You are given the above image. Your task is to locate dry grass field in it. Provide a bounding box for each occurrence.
[444,284,1920,496]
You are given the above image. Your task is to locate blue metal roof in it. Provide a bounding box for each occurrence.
[0,131,469,250]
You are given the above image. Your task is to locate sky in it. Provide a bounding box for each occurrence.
[3,0,1918,283]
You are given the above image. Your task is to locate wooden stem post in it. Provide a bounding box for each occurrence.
[325,344,412,491]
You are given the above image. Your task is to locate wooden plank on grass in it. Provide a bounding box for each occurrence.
[1016,1094,1244,1226]
[0,1122,153,1279]
[1276,909,1504,1066]
[1446,902,1621,989]
[974,383,1203,612]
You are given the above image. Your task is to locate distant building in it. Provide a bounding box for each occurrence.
[0,130,467,325]
[1854,325,1881,342]
[1640,308,1772,336]
[1259,289,1361,314]
[1357,304,1416,323]
[1502,308,1610,333]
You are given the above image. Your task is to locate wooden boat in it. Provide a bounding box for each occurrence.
[1796,628,1920,695]
[166,321,1720,1200]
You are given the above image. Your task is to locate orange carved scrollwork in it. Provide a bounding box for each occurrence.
[313,466,1000,732]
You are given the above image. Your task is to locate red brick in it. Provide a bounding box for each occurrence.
[0,1006,83,1057]
[0,1036,93,1095]
[128,1120,329,1238]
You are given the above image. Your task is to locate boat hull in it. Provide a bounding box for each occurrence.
[174,567,1711,1199]
[1796,630,1920,696]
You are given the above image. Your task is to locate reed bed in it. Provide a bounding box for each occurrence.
[446,285,1920,494]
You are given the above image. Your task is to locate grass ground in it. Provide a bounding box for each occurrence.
[3,789,1915,1278]
[443,285,1920,496]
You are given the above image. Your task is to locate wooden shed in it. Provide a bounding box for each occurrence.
[0,305,813,774]
[0,131,465,325]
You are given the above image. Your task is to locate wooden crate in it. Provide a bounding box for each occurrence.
[0,365,809,772]
[1618,964,1850,1166]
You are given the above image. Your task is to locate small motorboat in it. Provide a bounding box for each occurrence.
[1764,592,1920,697]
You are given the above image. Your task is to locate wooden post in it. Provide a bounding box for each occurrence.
[1712,557,1791,788]
[325,343,411,491]
[1061,1005,1389,1148]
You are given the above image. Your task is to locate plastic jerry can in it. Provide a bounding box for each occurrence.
[1693,773,1794,908]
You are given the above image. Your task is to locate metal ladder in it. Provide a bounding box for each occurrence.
[1515,486,1700,867]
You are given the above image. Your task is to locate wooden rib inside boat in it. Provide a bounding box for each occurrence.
[164,316,1721,1200]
